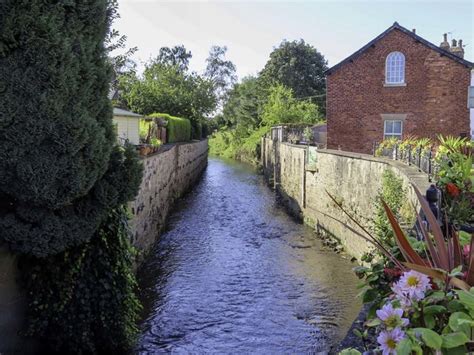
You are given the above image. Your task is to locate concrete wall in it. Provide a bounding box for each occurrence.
[262,137,430,260]
[130,140,208,255]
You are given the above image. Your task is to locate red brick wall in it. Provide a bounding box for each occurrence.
[327,29,471,154]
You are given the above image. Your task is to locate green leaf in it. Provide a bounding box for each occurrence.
[442,332,469,348]
[424,305,447,315]
[448,312,472,335]
[395,338,413,355]
[424,314,436,329]
[456,290,474,310]
[447,300,465,312]
[412,328,442,349]
[362,288,378,303]
[338,349,361,355]
[365,318,381,327]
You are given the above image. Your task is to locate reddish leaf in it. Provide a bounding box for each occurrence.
[413,185,450,270]
[382,201,427,267]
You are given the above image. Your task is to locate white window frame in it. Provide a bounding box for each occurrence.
[384,120,403,140]
[385,51,405,85]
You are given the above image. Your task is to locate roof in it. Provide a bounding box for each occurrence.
[326,22,474,75]
[113,107,142,118]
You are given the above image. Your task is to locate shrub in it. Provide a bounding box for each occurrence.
[149,113,191,143]
[192,121,202,140]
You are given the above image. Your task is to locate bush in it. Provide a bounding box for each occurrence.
[192,121,202,140]
[149,113,191,143]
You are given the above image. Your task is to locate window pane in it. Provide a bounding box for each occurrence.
[386,52,405,84]
[385,121,393,133]
[393,121,402,134]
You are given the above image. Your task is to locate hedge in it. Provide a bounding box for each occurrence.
[148,113,191,143]
[192,122,202,140]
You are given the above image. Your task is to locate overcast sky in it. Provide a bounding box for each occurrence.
[115,0,474,79]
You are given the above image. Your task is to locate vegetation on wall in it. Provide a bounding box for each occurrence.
[0,0,143,351]
[19,206,141,353]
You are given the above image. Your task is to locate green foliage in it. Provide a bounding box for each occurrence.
[0,1,144,352]
[204,45,237,109]
[435,136,473,226]
[210,84,322,162]
[259,39,327,106]
[222,75,265,129]
[0,0,142,257]
[192,121,203,140]
[166,115,192,143]
[119,56,216,123]
[156,45,192,72]
[261,85,322,126]
[19,206,141,353]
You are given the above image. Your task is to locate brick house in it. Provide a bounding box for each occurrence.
[326,22,473,154]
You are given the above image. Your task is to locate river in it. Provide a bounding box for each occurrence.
[137,158,361,354]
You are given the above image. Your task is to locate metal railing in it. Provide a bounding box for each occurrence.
[372,142,438,181]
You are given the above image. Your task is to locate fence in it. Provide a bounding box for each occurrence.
[372,142,438,182]
[270,124,327,147]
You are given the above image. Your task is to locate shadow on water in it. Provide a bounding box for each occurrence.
[136,158,361,354]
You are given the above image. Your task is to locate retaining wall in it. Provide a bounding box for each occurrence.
[130,139,208,256]
[262,137,430,260]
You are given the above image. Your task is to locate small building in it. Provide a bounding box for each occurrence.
[326,22,474,154]
[113,107,142,145]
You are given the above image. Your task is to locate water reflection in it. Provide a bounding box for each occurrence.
[137,158,360,353]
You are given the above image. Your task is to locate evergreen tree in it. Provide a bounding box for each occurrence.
[0,0,141,256]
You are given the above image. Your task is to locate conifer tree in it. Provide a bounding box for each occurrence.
[0,0,141,256]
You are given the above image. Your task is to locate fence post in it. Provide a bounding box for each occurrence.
[408,145,411,166]
[395,144,398,160]
[417,147,422,170]
[428,147,433,182]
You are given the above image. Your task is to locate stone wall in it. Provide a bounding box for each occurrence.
[130,140,208,256]
[262,138,430,260]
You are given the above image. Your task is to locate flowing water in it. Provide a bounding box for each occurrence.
[137,158,361,354]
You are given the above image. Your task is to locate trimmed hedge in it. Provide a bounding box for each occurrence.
[148,113,191,143]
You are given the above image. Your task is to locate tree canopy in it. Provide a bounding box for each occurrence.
[259,39,327,105]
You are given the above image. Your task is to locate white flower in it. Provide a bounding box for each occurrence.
[392,270,431,305]
[376,303,409,329]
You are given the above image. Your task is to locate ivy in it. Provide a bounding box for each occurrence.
[18,206,141,353]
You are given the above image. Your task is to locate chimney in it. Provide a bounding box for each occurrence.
[412,28,416,34]
[452,39,457,47]
[440,33,450,50]
[450,38,465,58]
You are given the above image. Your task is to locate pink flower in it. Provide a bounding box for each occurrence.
[377,328,405,355]
[376,303,409,329]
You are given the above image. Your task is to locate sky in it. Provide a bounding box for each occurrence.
[115,0,474,79]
